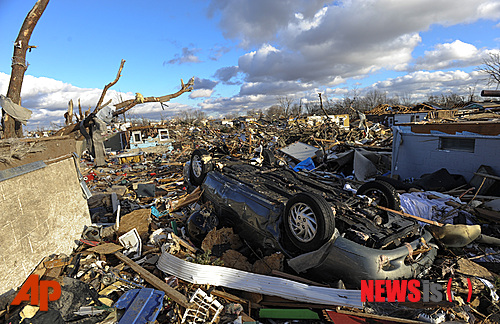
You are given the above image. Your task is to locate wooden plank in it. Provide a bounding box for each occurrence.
[114,252,191,308]
[43,257,71,269]
[376,205,443,226]
[408,122,500,136]
[116,208,150,239]
[463,195,500,200]
[170,187,203,212]
[474,172,500,181]
[312,138,340,144]
[171,233,199,254]
[87,242,123,255]
[157,176,184,184]
[475,207,500,223]
[211,289,249,305]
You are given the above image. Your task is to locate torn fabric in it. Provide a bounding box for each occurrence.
[0,95,32,125]
[96,105,115,124]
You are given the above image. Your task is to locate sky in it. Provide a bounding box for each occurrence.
[0,0,500,130]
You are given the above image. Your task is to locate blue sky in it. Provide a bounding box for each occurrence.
[0,0,500,130]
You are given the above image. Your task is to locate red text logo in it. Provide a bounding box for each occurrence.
[11,275,61,311]
[361,279,472,303]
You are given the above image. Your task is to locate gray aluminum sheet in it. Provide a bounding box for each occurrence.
[157,251,363,308]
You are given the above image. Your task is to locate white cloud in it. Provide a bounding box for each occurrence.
[210,0,500,97]
[189,89,214,98]
[411,40,492,71]
[477,1,500,20]
[369,70,487,101]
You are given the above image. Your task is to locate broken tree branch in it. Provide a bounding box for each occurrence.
[78,98,83,121]
[65,99,73,125]
[112,77,194,116]
[97,99,112,110]
[55,67,193,136]
[94,59,125,113]
[114,251,192,308]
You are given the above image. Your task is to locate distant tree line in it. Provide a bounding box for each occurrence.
[257,89,480,121]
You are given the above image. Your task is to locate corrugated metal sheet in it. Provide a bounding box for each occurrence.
[157,252,363,308]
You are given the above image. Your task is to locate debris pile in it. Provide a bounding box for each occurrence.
[2,112,500,324]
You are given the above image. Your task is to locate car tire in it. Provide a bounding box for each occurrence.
[262,149,276,167]
[356,180,401,211]
[283,192,336,253]
[190,149,213,186]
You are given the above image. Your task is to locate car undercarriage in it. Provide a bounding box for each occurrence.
[185,149,437,286]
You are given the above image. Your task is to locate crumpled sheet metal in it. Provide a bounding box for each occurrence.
[157,252,363,308]
[353,149,379,181]
[427,224,481,247]
[0,95,32,125]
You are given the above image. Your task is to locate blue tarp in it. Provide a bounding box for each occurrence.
[293,157,315,172]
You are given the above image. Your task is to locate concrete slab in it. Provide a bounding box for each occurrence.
[0,156,90,295]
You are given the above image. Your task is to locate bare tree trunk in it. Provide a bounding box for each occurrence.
[3,0,50,138]
[65,99,73,125]
[318,93,329,117]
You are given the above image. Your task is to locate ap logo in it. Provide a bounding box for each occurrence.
[11,275,61,311]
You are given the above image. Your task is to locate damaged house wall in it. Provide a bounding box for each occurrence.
[0,156,91,296]
[393,112,428,125]
[392,125,500,182]
[128,126,172,150]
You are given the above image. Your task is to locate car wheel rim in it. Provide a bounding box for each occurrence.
[364,189,388,207]
[289,202,317,243]
[192,155,203,178]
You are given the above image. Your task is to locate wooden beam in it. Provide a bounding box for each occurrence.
[211,289,249,305]
[407,122,500,136]
[376,205,443,226]
[474,172,500,182]
[114,252,191,308]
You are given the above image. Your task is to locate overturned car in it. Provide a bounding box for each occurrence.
[184,149,437,287]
